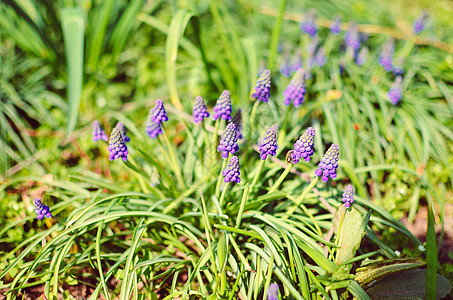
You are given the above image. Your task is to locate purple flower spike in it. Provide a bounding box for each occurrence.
[232,109,243,139]
[378,40,394,72]
[267,283,279,300]
[283,68,306,107]
[213,90,232,121]
[34,198,52,220]
[259,126,278,160]
[293,127,315,163]
[315,47,326,67]
[193,96,210,123]
[217,122,239,159]
[108,122,129,162]
[223,155,241,183]
[344,23,361,51]
[388,76,403,105]
[330,17,341,35]
[342,185,354,208]
[315,144,340,183]
[92,120,108,142]
[251,69,271,103]
[413,12,427,34]
[300,11,317,37]
[151,99,169,124]
[355,47,368,66]
[146,120,162,138]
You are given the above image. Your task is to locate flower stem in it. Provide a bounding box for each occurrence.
[248,100,260,140]
[211,119,221,166]
[219,182,230,207]
[215,158,229,199]
[161,125,185,188]
[284,177,319,219]
[268,163,293,193]
[235,184,249,228]
[250,158,266,191]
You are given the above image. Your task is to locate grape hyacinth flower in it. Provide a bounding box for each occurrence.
[344,23,361,51]
[212,90,232,121]
[315,144,340,183]
[193,96,210,123]
[315,47,326,67]
[251,69,271,103]
[217,122,239,159]
[34,198,52,220]
[355,47,368,66]
[413,12,427,34]
[267,283,279,300]
[300,11,317,37]
[283,68,306,107]
[259,126,278,160]
[92,120,108,142]
[293,127,315,163]
[232,109,243,139]
[108,122,129,161]
[151,99,169,124]
[330,17,341,35]
[378,40,394,72]
[342,185,354,208]
[388,76,403,105]
[146,120,163,138]
[223,155,241,183]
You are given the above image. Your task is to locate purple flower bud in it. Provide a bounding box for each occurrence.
[213,90,232,121]
[151,99,169,124]
[193,96,210,123]
[34,198,52,220]
[413,12,427,34]
[300,11,317,37]
[283,68,306,107]
[393,65,404,76]
[344,23,361,51]
[223,155,241,183]
[355,47,368,66]
[108,122,129,161]
[330,17,341,35]
[342,184,354,208]
[315,144,340,183]
[259,126,278,160]
[315,47,326,67]
[378,40,394,72]
[293,127,315,163]
[232,109,243,139]
[251,69,271,103]
[267,283,279,300]
[217,122,239,159]
[388,76,403,105]
[92,120,108,142]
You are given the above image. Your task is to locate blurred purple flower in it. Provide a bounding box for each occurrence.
[300,11,317,37]
[293,127,315,163]
[193,96,210,123]
[213,90,232,121]
[378,40,394,72]
[146,120,162,138]
[217,122,239,159]
[92,120,108,142]
[251,69,272,103]
[232,109,243,139]
[34,198,52,220]
[344,23,361,51]
[267,283,279,300]
[315,47,326,67]
[151,99,169,124]
[223,155,241,183]
[283,68,306,107]
[413,12,428,34]
[315,144,339,183]
[388,76,403,105]
[108,122,129,161]
[342,185,354,208]
[259,126,278,160]
[355,47,368,66]
[330,17,341,35]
